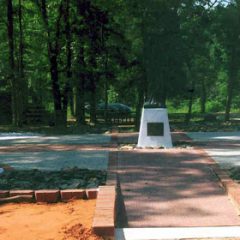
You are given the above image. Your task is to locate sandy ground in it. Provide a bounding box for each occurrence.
[0,200,102,240]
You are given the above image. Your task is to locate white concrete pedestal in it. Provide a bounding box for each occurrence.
[137,108,173,148]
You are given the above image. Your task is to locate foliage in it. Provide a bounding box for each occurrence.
[0,0,239,127]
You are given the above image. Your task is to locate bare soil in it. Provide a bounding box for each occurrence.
[0,200,102,240]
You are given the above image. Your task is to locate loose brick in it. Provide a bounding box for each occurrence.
[60,189,85,201]
[10,190,34,197]
[35,190,60,203]
[86,189,98,199]
[0,190,9,198]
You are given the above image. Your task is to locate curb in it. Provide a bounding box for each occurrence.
[107,151,118,186]
[92,186,116,239]
[0,188,98,204]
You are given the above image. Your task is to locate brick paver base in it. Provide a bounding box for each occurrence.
[116,148,240,227]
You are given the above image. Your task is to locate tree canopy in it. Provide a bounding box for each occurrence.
[0,0,239,127]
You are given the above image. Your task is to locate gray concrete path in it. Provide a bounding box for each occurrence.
[116,148,240,227]
[0,133,111,171]
[187,132,240,169]
[187,132,240,142]
[0,133,111,145]
[0,150,108,171]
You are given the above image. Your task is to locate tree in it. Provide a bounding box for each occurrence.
[6,0,24,127]
[214,1,240,121]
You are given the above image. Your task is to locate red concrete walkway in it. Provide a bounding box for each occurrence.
[116,148,240,227]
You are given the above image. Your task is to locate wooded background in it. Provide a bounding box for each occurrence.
[0,0,239,127]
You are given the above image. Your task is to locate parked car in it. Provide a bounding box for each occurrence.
[97,103,131,113]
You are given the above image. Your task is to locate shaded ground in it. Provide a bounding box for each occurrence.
[0,168,106,190]
[0,200,101,240]
[116,148,240,227]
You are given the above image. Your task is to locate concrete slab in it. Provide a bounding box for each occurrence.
[187,132,240,142]
[0,133,111,145]
[204,148,240,169]
[117,149,240,227]
[0,151,108,171]
[116,226,240,240]
[187,132,240,169]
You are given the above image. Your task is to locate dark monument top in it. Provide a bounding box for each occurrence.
[144,103,166,109]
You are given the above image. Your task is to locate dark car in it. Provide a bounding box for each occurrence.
[97,103,131,113]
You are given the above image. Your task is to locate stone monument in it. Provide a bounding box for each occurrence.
[137,105,173,148]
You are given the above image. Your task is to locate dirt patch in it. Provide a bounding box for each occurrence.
[0,199,102,240]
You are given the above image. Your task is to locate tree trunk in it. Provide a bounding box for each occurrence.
[200,78,206,114]
[160,92,167,108]
[7,0,22,127]
[50,54,63,126]
[88,47,97,124]
[76,46,86,125]
[225,50,237,122]
[40,0,64,126]
[135,78,145,130]
[89,65,97,124]
[62,0,72,125]
[90,87,97,124]
[185,78,195,125]
[225,73,235,122]
[75,0,87,125]
[186,91,193,124]
[18,0,27,121]
[69,88,75,116]
[225,87,233,122]
[104,76,109,123]
[103,40,109,123]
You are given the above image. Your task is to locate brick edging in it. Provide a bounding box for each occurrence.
[107,150,118,186]
[92,186,116,239]
[0,188,98,204]
[93,139,118,239]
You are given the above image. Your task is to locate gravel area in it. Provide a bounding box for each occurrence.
[0,168,106,190]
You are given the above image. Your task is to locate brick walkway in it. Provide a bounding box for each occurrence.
[116,148,240,227]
